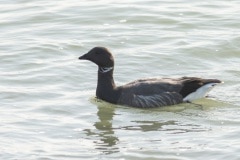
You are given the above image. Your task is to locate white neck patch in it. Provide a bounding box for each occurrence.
[99,67,113,73]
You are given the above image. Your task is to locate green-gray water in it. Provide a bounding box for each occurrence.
[1,1,240,159]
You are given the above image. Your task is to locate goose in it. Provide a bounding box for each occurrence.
[79,47,222,108]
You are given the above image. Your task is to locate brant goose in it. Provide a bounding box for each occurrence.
[79,47,222,108]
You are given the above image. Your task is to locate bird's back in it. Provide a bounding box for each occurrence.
[116,77,221,108]
[117,77,183,108]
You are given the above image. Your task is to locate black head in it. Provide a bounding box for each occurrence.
[79,47,114,67]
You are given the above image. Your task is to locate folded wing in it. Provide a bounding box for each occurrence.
[119,92,183,108]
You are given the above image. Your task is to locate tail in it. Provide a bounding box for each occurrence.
[179,77,222,101]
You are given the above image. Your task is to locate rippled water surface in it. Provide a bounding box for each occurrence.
[1,0,240,159]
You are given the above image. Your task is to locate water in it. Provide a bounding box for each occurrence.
[1,0,240,159]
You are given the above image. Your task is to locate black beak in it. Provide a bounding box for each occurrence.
[79,53,88,60]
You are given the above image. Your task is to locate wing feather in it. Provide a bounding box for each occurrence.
[130,92,183,108]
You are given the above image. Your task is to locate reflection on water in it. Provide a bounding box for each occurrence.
[82,98,221,154]
[120,120,176,132]
[120,120,210,133]
[83,98,119,154]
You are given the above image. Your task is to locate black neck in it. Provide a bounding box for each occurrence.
[96,67,119,103]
